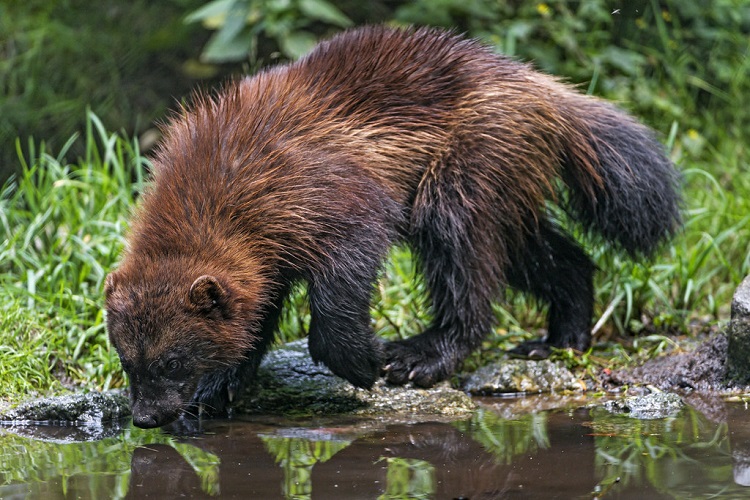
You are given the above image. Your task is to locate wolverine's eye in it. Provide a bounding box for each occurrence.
[166,359,182,373]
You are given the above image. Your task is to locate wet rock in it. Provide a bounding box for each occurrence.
[728,275,750,384]
[461,359,585,395]
[0,391,130,441]
[0,391,130,425]
[603,392,684,419]
[237,339,476,420]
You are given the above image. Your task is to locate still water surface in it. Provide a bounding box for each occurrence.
[2,396,750,499]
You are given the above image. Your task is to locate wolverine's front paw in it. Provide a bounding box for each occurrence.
[383,339,456,387]
[313,341,383,389]
[191,367,246,417]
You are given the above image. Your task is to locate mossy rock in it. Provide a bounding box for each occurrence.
[237,339,476,420]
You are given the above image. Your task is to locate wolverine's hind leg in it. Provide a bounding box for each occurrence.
[507,222,595,358]
[384,170,501,387]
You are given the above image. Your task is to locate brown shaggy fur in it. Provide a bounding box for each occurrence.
[105,26,681,428]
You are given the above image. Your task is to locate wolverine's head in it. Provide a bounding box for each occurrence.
[104,261,261,428]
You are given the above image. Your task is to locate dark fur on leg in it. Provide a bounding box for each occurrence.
[307,216,395,388]
[507,222,595,358]
[308,272,384,389]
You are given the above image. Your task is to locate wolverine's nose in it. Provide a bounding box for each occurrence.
[131,400,177,428]
[132,412,161,429]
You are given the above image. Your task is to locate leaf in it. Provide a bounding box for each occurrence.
[197,1,253,62]
[214,1,251,41]
[185,0,235,27]
[201,29,255,62]
[279,30,318,59]
[299,0,352,27]
[598,46,647,76]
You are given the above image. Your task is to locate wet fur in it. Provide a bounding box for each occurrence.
[105,26,681,427]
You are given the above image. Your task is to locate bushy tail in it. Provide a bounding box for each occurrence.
[560,97,682,256]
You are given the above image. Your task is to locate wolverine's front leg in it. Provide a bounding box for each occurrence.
[307,254,385,389]
[191,286,288,416]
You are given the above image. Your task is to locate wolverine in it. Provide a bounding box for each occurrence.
[105,25,681,428]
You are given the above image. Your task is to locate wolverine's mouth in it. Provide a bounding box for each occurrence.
[131,408,180,429]
[131,399,219,430]
[129,389,192,429]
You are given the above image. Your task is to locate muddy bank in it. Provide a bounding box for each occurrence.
[603,333,730,392]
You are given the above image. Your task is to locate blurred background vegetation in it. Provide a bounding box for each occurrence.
[3,0,747,176]
[1,0,748,396]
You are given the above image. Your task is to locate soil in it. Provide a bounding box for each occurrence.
[603,333,731,392]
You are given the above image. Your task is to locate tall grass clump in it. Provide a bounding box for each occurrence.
[0,113,147,399]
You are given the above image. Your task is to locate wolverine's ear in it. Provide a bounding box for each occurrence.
[104,272,119,297]
[189,275,228,312]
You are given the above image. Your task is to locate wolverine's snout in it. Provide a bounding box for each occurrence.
[132,411,162,429]
[129,382,188,428]
[131,399,182,428]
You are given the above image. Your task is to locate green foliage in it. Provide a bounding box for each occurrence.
[186,0,352,62]
[0,0,210,178]
[0,305,60,397]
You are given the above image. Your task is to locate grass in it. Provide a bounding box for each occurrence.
[1,86,748,402]
[0,113,144,399]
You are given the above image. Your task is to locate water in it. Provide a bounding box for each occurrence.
[2,396,750,499]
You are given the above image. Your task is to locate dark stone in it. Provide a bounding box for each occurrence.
[606,333,728,392]
[728,275,750,384]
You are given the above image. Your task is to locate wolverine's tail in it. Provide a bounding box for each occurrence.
[559,96,682,256]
